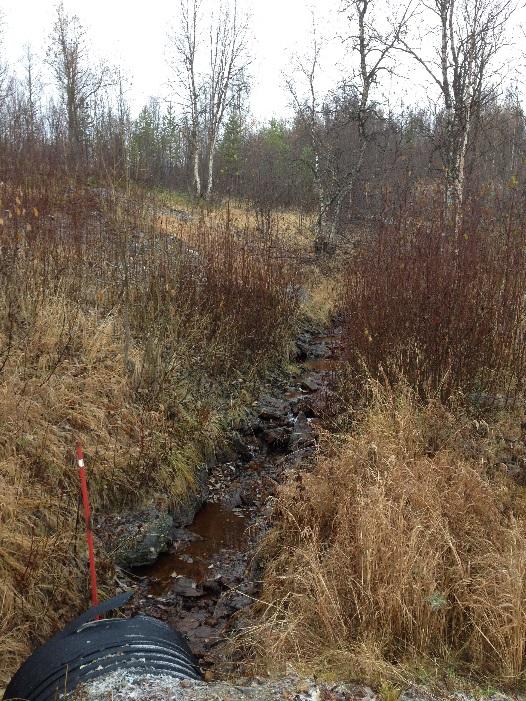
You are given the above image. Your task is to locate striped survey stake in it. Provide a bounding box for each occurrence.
[75,443,99,609]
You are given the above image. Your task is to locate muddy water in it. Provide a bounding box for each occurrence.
[128,326,343,671]
[303,357,342,372]
[134,504,248,595]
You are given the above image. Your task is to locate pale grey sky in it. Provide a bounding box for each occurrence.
[0,0,523,121]
[1,0,342,120]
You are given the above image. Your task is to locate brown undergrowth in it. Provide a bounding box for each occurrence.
[0,180,301,684]
[344,192,526,398]
[243,382,526,687]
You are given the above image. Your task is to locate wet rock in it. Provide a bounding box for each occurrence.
[231,435,254,461]
[294,398,316,418]
[171,527,203,543]
[202,579,223,596]
[297,389,339,419]
[215,444,238,464]
[98,507,174,568]
[257,395,289,421]
[308,341,329,359]
[240,480,263,507]
[262,426,291,450]
[295,329,329,361]
[172,576,203,598]
[246,458,265,472]
[226,592,252,611]
[290,413,316,452]
[295,332,312,360]
[216,434,253,464]
[222,488,243,509]
[295,329,320,358]
[213,600,232,619]
[301,376,321,392]
[280,446,316,469]
[285,388,306,405]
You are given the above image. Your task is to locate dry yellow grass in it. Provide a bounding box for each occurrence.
[302,268,344,326]
[0,296,214,685]
[243,383,526,686]
[0,183,301,685]
[157,197,314,257]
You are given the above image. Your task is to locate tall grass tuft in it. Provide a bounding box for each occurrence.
[246,382,526,684]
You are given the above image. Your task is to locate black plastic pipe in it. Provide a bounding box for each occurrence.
[3,592,202,701]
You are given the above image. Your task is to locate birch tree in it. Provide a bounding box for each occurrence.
[289,3,410,251]
[168,0,249,199]
[22,46,40,145]
[400,0,513,230]
[0,14,10,109]
[169,0,202,196]
[286,19,330,250]
[47,2,110,167]
[335,0,412,239]
[204,2,248,198]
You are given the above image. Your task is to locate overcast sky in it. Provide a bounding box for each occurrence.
[1,0,524,122]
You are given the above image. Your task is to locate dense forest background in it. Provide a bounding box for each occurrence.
[1,0,524,231]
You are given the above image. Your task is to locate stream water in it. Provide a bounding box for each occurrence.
[125,326,343,674]
[133,503,248,595]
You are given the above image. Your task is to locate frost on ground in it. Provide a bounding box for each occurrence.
[71,670,191,701]
[71,671,377,701]
[70,673,526,701]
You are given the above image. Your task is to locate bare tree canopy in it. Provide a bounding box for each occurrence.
[47,2,111,167]
[288,1,412,249]
[399,0,515,230]
[0,13,10,108]
[168,0,249,199]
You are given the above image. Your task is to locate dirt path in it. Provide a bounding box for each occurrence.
[121,324,343,676]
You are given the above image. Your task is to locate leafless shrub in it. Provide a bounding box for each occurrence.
[343,189,526,398]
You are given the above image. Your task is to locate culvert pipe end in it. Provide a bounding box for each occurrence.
[3,593,202,701]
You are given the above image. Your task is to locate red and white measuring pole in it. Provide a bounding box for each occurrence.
[75,442,99,609]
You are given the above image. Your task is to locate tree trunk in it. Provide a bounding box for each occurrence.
[452,122,469,234]
[444,109,470,235]
[192,131,201,197]
[313,153,331,253]
[205,134,217,199]
[330,188,346,242]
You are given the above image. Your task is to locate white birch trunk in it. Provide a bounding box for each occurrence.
[205,135,217,199]
[192,137,201,197]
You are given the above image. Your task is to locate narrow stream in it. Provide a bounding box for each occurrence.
[126,326,343,673]
[133,503,248,595]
